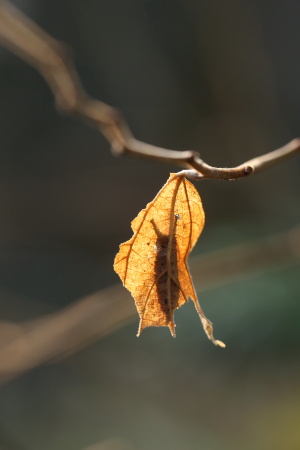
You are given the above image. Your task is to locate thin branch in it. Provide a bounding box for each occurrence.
[0,0,299,179]
[0,224,299,385]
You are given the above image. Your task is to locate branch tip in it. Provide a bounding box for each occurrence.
[291,138,300,149]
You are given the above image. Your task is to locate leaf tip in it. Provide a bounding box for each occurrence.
[169,322,176,338]
[214,340,226,348]
[137,321,143,337]
[198,313,226,348]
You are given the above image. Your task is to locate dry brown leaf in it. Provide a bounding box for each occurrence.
[114,173,225,347]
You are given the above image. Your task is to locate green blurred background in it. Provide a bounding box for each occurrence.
[0,0,300,449]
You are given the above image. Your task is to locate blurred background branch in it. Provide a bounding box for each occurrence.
[0,223,299,385]
[0,0,299,179]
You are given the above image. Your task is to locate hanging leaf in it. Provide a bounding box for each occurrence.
[114,173,225,347]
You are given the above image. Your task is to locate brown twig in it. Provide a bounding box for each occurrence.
[0,0,299,179]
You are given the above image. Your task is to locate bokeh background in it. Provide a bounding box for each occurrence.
[0,0,300,449]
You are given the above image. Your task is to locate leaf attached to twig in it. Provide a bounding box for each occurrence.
[114,173,225,347]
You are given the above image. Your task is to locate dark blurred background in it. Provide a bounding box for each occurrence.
[0,0,300,449]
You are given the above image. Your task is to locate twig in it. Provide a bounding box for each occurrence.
[0,0,299,179]
[0,224,299,385]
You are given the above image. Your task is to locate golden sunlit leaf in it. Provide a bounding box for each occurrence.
[114,173,225,347]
